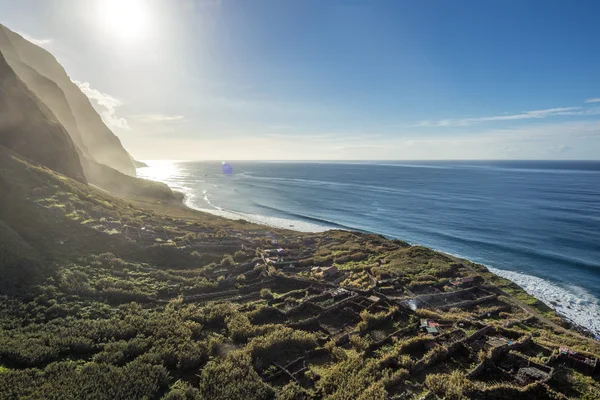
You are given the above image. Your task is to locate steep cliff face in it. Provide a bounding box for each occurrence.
[0,24,136,176]
[0,52,86,182]
[0,24,183,201]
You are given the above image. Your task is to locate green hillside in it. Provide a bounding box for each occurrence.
[0,147,598,399]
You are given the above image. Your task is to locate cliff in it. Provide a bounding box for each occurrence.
[0,24,136,177]
[0,24,181,200]
[0,51,86,182]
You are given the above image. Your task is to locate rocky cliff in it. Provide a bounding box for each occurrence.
[0,24,136,177]
[0,51,86,182]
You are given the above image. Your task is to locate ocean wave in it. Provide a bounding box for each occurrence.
[243,174,460,201]
[390,223,600,275]
[191,206,331,232]
[202,193,222,211]
[487,267,600,336]
[251,201,360,231]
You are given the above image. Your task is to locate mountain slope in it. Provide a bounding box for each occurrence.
[0,24,136,176]
[0,51,85,182]
[0,145,598,399]
[2,53,92,158]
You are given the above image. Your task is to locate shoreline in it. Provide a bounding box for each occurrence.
[131,185,600,339]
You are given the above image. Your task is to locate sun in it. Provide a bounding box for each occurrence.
[95,0,151,43]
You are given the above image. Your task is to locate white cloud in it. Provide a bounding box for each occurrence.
[133,114,185,123]
[586,98,600,103]
[414,107,589,127]
[551,144,571,153]
[73,80,130,130]
[16,31,53,49]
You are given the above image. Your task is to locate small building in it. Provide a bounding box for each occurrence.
[311,265,338,279]
[425,326,440,335]
[421,319,440,335]
[367,295,381,303]
[321,266,338,278]
[450,276,476,287]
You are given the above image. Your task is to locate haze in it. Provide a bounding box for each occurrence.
[2,0,599,160]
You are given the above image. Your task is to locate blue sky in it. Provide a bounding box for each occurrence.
[1,0,600,159]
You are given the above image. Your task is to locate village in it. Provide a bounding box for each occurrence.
[135,223,599,397]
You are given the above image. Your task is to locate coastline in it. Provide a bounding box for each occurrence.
[130,184,600,339]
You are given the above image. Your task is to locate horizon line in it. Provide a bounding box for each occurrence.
[139,158,600,162]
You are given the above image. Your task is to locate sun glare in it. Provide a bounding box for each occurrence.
[95,0,151,43]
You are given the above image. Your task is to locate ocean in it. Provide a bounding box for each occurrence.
[138,160,600,336]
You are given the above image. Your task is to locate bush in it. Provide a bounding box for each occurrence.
[276,382,311,400]
[425,370,476,400]
[248,328,317,368]
[356,307,397,332]
[316,351,386,400]
[260,288,274,300]
[198,352,274,400]
[220,255,235,268]
[349,334,371,352]
[0,360,169,400]
[162,379,201,400]
[233,250,248,262]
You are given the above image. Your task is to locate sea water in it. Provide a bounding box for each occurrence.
[138,160,600,336]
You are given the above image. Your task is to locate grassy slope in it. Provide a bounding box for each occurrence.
[0,146,598,400]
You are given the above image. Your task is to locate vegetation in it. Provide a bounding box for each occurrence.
[0,147,598,399]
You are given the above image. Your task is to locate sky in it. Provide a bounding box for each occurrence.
[1,0,600,160]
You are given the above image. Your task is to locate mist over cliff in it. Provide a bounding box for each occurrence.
[0,23,179,200]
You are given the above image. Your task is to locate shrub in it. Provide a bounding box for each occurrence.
[248,328,317,368]
[260,288,274,300]
[220,255,235,268]
[0,360,169,400]
[356,307,397,332]
[381,368,409,389]
[349,335,371,352]
[425,370,476,400]
[276,382,311,400]
[162,379,201,400]
[316,351,386,400]
[233,250,247,262]
[198,352,274,400]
